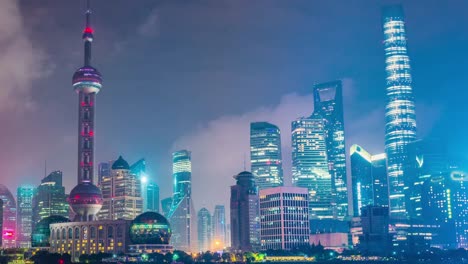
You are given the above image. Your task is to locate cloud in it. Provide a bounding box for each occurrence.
[172,93,314,213]
[138,8,160,37]
[0,0,49,111]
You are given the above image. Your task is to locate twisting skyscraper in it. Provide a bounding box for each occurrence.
[250,122,283,189]
[313,81,348,219]
[382,5,417,219]
[68,0,103,222]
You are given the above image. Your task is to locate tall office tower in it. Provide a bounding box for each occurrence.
[313,81,348,219]
[97,162,111,186]
[259,187,309,250]
[404,139,449,220]
[359,205,390,255]
[16,185,34,248]
[230,171,260,252]
[197,208,212,252]
[67,0,103,222]
[146,181,160,212]
[250,122,283,189]
[382,5,417,219]
[33,171,69,226]
[212,205,227,250]
[161,197,173,217]
[169,150,196,252]
[422,171,468,248]
[292,113,333,219]
[99,156,143,220]
[350,145,389,216]
[0,184,17,248]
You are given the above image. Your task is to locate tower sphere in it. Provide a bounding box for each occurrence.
[68,182,103,221]
[72,66,102,94]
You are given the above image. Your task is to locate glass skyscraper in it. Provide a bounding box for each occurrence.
[292,113,333,219]
[250,122,283,189]
[382,5,417,219]
[16,185,35,248]
[350,145,389,217]
[0,184,17,248]
[32,171,68,226]
[172,150,192,206]
[212,205,227,250]
[313,81,348,219]
[197,207,212,252]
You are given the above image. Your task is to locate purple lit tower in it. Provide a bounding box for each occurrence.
[67,0,103,222]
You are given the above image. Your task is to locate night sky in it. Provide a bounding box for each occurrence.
[2,0,468,214]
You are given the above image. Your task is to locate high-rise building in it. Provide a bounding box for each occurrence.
[197,208,212,252]
[313,81,348,219]
[146,181,160,213]
[350,145,389,216]
[250,122,283,189]
[16,185,34,248]
[0,184,17,248]
[168,150,196,252]
[259,187,309,250]
[32,171,69,225]
[359,205,390,255]
[382,5,417,219]
[292,113,333,219]
[212,205,227,250]
[97,161,111,186]
[422,170,468,248]
[130,159,153,211]
[230,171,260,252]
[67,0,103,222]
[404,139,449,220]
[161,197,173,217]
[99,156,143,220]
[0,199,3,248]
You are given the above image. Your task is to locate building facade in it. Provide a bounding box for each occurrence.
[16,185,35,248]
[0,184,17,248]
[230,171,260,252]
[350,145,389,216]
[382,5,417,219]
[212,205,227,250]
[250,122,283,189]
[146,182,160,213]
[313,81,348,219]
[197,208,212,252]
[359,205,390,255]
[292,113,333,219]
[169,150,196,252]
[50,220,131,261]
[99,156,143,220]
[33,171,69,225]
[259,187,309,250]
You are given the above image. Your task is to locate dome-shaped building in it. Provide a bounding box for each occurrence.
[112,156,130,171]
[31,215,70,248]
[0,184,17,248]
[128,212,173,254]
[68,182,103,221]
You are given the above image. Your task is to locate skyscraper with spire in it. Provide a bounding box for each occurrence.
[382,5,417,219]
[67,0,104,222]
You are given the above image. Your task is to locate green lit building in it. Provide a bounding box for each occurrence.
[17,185,35,248]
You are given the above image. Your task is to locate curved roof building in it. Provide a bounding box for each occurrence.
[31,215,70,248]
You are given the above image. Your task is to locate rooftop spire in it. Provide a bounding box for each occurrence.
[83,0,94,66]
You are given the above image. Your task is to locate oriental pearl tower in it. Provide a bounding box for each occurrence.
[67,0,103,222]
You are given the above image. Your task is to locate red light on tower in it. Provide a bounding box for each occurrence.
[84,27,93,34]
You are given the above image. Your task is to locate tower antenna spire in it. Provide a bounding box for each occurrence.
[83,0,94,66]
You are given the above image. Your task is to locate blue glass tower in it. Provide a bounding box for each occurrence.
[382,5,417,219]
[250,122,283,189]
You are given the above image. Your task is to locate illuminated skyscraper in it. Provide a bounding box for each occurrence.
[250,122,283,189]
[16,185,34,248]
[97,161,111,186]
[212,205,227,250]
[146,182,160,213]
[0,199,2,248]
[99,156,143,220]
[292,113,333,219]
[169,150,196,252]
[197,208,212,252]
[32,171,69,225]
[350,145,388,216]
[161,197,172,217]
[68,0,103,222]
[313,81,348,219]
[382,5,417,219]
[0,184,17,248]
[259,187,309,250]
[230,171,260,252]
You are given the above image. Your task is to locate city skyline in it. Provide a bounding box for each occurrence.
[1,0,468,219]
